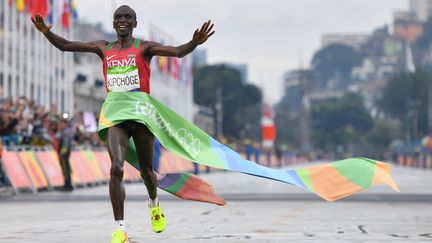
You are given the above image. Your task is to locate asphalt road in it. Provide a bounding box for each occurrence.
[0,163,431,242]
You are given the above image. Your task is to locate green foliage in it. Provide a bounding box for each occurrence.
[311,44,363,86]
[377,70,430,137]
[311,93,373,152]
[274,95,300,147]
[193,64,262,139]
[365,120,400,151]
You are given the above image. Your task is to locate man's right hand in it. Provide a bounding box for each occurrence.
[31,13,52,34]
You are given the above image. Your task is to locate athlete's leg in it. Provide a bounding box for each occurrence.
[107,126,130,220]
[131,123,166,233]
[131,124,156,199]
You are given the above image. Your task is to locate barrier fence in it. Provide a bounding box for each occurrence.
[396,154,432,169]
[0,146,305,194]
[0,147,203,194]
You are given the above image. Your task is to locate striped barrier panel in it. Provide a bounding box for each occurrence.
[80,150,105,182]
[70,151,96,185]
[124,161,141,181]
[18,151,48,190]
[159,152,194,174]
[93,151,111,181]
[35,150,64,188]
[1,151,33,193]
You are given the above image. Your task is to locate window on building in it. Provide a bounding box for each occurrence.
[95,79,104,87]
[30,83,34,100]
[0,0,4,30]
[49,87,52,104]
[16,76,19,96]
[8,43,12,65]
[37,85,41,105]
[7,75,11,97]
[61,91,65,113]
[75,73,87,83]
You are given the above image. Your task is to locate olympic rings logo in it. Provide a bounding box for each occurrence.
[175,128,201,158]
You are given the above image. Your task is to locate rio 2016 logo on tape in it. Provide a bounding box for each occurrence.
[136,101,201,158]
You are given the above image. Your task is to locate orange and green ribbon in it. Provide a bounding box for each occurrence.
[98,92,399,202]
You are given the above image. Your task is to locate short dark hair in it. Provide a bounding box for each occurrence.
[114,5,136,20]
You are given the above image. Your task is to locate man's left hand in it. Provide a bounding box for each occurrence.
[192,20,215,45]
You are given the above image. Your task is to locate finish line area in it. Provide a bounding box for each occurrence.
[0,164,431,243]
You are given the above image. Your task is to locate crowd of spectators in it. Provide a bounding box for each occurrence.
[0,96,101,151]
[0,96,103,188]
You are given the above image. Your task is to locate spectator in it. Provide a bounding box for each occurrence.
[245,139,253,161]
[275,145,283,167]
[254,142,261,164]
[57,117,73,192]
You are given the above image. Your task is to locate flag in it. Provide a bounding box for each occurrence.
[157,56,169,74]
[27,0,48,18]
[179,58,187,82]
[172,58,180,80]
[47,0,53,24]
[71,0,78,19]
[61,0,70,29]
[98,92,399,202]
[16,0,25,12]
[37,0,48,17]
[26,0,36,16]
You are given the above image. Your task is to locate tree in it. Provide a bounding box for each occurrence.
[377,70,431,139]
[193,64,262,139]
[365,119,400,158]
[311,93,373,153]
[274,88,301,148]
[311,44,363,88]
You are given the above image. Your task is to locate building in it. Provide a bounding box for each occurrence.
[192,48,207,67]
[321,34,370,51]
[393,11,423,43]
[148,23,194,121]
[1,2,195,121]
[73,21,115,113]
[410,0,432,22]
[282,69,314,112]
[0,1,75,113]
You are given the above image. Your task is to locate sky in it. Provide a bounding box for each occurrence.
[74,0,408,104]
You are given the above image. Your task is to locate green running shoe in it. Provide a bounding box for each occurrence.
[150,205,166,233]
[110,229,129,243]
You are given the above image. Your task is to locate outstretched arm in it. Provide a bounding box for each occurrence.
[31,14,107,59]
[146,20,215,58]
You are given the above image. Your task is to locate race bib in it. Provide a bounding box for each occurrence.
[107,66,140,92]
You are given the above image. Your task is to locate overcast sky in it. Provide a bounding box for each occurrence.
[74,0,408,104]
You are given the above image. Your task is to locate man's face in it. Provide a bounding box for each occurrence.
[113,7,137,37]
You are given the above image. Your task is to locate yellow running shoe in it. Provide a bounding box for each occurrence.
[110,229,129,243]
[150,205,166,233]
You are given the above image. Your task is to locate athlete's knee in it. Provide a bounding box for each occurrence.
[110,163,124,179]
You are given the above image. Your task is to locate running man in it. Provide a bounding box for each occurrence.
[32,5,214,243]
